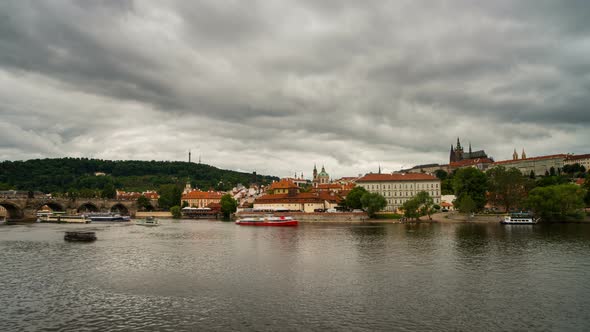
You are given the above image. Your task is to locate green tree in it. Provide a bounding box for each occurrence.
[401,191,435,221]
[101,183,116,199]
[360,192,387,218]
[170,206,182,219]
[487,166,531,212]
[220,194,238,219]
[181,200,189,208]
[452,168,488,211]
[582,175,590,207]
[529,170,535,179]
[343,186,369,210]
[415,191,435,220]
[434,169,448,181]
[158,184,182,210]
[401,198,421,221]
[137,195,151,211]
[526,184,586,221]
[456,194,476,218]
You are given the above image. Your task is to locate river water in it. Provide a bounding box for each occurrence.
[1,220,589,331]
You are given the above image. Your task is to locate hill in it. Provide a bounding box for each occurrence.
[0,158,278,194]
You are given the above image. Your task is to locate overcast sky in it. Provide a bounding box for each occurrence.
[1,1,589,179]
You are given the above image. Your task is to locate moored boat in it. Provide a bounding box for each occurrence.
[87,212,130,222]
[38,214,90,223]
[500,212,540,225]
[236,215,298,226]
[135,216,160,226]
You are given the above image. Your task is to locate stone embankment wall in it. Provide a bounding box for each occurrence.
[236,212,368,222]
[136,211,172,218]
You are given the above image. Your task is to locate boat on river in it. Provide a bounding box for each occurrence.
[64,231,97,242]
[135,216,159,226]
[38,214,90,223]
[500,212,540,225]
[235,215,298,226]
[87,212,130,222]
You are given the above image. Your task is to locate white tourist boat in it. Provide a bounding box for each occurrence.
[37,213,90,223]
[500,213,540,225]
[135,216,160,226]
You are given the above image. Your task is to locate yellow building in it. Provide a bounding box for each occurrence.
[181,190,223,208]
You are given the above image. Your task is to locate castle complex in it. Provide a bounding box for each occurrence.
[449,137,490,163]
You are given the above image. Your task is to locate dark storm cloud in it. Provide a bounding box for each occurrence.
[0,0,589,177]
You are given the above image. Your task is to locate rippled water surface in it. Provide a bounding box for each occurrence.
[1,220,590,331]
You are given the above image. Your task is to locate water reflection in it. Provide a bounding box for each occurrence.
[2,221,590,331]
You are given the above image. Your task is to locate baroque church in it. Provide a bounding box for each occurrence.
[449,137,490,163]
[312,164,330,187]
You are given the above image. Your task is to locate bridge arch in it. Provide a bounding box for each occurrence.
[0,201,24,220]
[110,203,129,215]
[36,201,65,213]
[77,202,99,213]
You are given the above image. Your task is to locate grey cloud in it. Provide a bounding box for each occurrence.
[0,0,589,178]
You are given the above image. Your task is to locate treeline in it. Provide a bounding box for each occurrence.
[434,165,590,221]
[0,158,278,194]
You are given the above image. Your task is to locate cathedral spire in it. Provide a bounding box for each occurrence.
[513,149,519,160]
[456,137,462,151]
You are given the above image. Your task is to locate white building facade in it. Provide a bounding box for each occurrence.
[356,173,441,212]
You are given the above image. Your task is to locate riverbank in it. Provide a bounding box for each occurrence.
[236,211,368,222]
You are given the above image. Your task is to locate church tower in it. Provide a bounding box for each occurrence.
[313,164,318,181]
[513,149,519,160]
[521,148,527,159]
[450,145,456,163]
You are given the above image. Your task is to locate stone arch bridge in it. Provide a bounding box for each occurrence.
[0,197,158,222]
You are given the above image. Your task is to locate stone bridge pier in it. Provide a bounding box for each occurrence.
[0,197,158,222]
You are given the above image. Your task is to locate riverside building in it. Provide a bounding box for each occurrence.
[356,173,441,212]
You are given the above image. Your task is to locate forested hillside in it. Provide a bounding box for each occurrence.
[0,158,277,194]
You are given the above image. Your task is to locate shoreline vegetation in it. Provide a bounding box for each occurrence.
[368,212,590,224]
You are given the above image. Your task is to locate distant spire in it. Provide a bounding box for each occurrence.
[198,155,201,164]
[188,150,191,163]
[378,164,381,174]
[521,148,527,159]
[513,149,519,160]
[469,142,472,154]
[456,137,462,150]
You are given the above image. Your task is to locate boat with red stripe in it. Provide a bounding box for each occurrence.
[235,215,299,226]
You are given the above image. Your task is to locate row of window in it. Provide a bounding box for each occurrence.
[379,191,439,197]
[362,183,439,190]
[386,198,440,205]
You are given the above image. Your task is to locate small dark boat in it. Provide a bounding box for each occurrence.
[64,231,97,242]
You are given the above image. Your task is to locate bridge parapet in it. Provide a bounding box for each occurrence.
[0,197,157,222]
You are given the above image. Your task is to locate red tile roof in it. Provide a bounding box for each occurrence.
[268,179,299,190]
[493,154,568,165]
[357,173,439,182]
[450,158,494,168]
[182,191,224,200]
[255,192,342,204]
[566,154,590,161]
